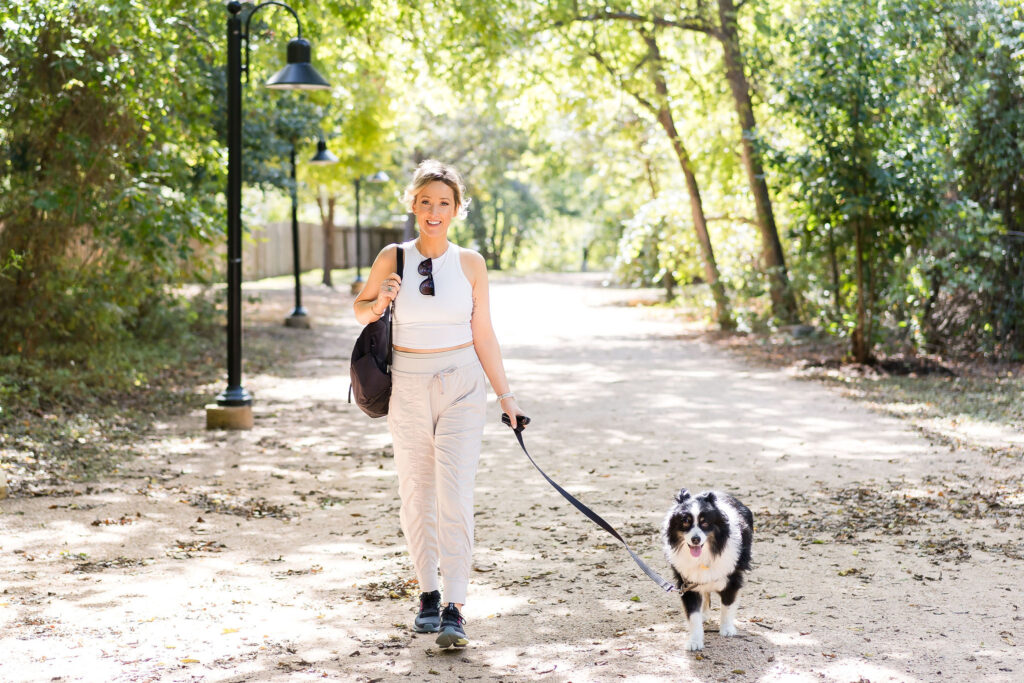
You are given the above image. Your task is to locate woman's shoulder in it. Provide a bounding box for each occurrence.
[456,245,487,285]
[372,242,401,271]
[456,244,485,264]
[457,245,486,270]
[377,243,399,259]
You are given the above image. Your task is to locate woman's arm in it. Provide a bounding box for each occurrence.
[353,245,401,325]
[465,250,527,428]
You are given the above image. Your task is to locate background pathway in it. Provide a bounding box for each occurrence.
[1,274,1021,682]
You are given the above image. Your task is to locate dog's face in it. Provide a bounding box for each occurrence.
[665,489,728,560]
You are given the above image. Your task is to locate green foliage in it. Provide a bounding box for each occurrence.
[0,293,219,413]
[775,0,1024,359]
[780,0,927,359]
[931,0,1024,356]
[908,202,1020,358]
[3,0,1023,372]
[0,0,224,357]
[616,196,699,290]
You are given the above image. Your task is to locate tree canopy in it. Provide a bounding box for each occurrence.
[2,0,1022,378]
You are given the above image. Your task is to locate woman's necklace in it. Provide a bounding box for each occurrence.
[417,238,450,264]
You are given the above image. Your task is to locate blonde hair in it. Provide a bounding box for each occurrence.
[402,159,470,219]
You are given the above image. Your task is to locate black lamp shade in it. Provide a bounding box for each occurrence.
[309,139,339,165]
[266,38,330,90]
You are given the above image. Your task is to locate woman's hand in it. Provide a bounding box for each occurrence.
[373,273,402,314]
[500,396,527,430]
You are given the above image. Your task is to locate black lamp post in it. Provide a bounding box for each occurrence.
[285,136,337,329]
[352,171,390,289]
[212,1,330,425]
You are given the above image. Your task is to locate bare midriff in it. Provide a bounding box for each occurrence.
[393,340,474,354]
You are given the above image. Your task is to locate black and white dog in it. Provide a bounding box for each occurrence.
[662,488,754,651]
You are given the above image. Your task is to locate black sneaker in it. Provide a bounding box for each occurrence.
[435,603,468,649]
[413,590,441,633]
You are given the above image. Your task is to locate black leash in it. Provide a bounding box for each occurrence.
[502,414,678,593]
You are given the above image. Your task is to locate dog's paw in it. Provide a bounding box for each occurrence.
[686,635,704,651]
[720,622,738,637]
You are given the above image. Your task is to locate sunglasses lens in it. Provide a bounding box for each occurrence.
[417,259,432,276]
[419,276,434,296]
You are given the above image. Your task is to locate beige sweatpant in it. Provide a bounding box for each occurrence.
[388,346,487,605]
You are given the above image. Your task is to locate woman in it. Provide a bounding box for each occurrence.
[353,160,526,649]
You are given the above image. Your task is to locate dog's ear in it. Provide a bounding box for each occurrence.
[703,491,717,505]
[675,488,691,504]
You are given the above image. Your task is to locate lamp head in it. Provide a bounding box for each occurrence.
[367,171,390,183]
[266,38,330,90]
[309,139,339,165]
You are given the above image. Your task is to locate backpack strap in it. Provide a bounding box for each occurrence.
[386,244,404,370]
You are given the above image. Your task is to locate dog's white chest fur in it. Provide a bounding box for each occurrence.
[669,550,732,592]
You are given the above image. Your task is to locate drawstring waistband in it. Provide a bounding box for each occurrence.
[432,366,459,395]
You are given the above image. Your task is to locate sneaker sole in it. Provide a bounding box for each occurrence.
[435,628,468,649]
[412,621,440,633]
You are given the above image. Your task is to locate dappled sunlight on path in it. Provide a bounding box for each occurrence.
[1,274,1021,682]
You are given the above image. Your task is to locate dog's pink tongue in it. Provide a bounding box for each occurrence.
[689,546,702,558]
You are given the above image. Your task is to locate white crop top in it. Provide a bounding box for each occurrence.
[392,240,474,349]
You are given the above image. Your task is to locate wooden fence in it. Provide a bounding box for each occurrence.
[243,222,406,281]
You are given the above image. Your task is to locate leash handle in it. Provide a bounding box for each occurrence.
[501,415,677,593]
[501,413,531,430]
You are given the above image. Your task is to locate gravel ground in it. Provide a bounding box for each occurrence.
[1,272,1021,682]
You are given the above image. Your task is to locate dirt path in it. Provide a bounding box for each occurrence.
[2,273,1021,682]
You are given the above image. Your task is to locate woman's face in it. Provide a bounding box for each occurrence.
[412,180,457,239]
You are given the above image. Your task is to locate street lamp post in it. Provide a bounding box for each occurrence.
[351,171,390,293]
[207,0,330,430]
[285,136,337,329]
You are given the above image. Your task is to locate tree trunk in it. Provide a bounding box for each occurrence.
[851,216,871,363]
[489,196,503,270]
[849,65,874,364]
[317,189,336,288]
[643,32,733,329]
[663,271,676,300]
[715,0,798,323]
[827,221,841,319]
